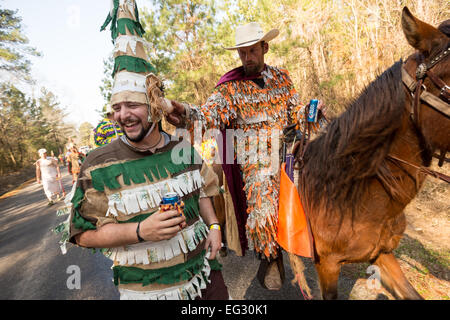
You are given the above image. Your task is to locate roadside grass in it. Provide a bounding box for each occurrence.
[394,235,449,300]
[338,234,449,300]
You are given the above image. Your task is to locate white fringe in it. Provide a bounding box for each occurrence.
[109,219,209,265]
[53,183,78,254]
[111,70,147,94]
[106,169,204,217]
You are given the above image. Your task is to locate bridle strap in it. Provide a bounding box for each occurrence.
[401,65,450,118]
[426,69,450,101]
[399,44,450,175]
[426,46,450,69]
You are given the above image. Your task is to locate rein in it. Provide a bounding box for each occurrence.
[387,154,450,184]
[293,105,330,166]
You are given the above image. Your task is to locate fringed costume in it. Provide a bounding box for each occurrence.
[185,65,326,261]
[53,0,228,300]
[58,138,224,299]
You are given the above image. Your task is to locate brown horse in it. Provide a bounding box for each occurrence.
[289,7,450,300]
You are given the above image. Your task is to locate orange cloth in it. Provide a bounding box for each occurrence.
[277,163,313,258]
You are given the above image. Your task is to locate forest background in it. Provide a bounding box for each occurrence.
[1,0,449,174]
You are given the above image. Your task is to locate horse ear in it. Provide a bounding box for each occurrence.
[401,7,443,54]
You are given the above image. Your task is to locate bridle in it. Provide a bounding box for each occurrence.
[290,43,450,183]
[388,43,450,183]
[401,45,450,163]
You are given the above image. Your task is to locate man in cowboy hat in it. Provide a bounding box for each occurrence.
[165,22,328,290]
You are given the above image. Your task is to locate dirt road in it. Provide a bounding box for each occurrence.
[0,164,448,300]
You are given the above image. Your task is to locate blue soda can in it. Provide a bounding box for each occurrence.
[161,192,180,205]
[160,192,185,218]
[307,99,319,122]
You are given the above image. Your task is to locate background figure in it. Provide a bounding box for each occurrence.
[93,104,123,148]
[35,148,63,205]
[67,146,81,185]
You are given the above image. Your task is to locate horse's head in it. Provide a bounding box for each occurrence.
[402,7,450,165]
[401,7,450,164]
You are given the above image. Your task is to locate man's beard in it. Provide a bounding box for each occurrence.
[122,120,152,142]
[243,62,263,76]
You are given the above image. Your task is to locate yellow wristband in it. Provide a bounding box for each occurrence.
[209,223,221,231]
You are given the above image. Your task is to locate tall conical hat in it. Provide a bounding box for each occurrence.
[101,0,164,122]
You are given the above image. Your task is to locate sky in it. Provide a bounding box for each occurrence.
[1,0,143,128]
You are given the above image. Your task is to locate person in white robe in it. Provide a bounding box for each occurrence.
[36,148,63,205]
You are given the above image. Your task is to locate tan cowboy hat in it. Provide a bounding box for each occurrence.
[225,22,279,50]
[38,148,47,155]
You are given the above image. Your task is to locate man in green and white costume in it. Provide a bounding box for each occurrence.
[67,0,229,300]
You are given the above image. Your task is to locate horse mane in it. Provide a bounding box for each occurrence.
[301,60,406,214]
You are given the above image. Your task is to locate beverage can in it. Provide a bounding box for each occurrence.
[307,99,319,122]
[161,192,180,205]
[160,192,185,218]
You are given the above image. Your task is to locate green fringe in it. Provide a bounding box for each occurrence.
[183,195,200,221]
[113,250,207,286]
[68,186,96,231]
[133,2,141,28]
[72,210,96,231]
[56,207,70,216]
[90,248,112,256]
[118,212,154,224]
[52,222,67,234]
[51,219,70,245]
[71,186,85,210]
[114,18,145,39]
[113,55,156,78]
[208,258,223,271]
[100,13,112,33]
[90,148,195,192]
[100,0,145,43]
[100,0,118,32]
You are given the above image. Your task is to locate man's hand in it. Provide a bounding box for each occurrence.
[165,100,187,127]
[204,227,222,260]
[139,209,187,242]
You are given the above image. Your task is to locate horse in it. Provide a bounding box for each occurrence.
[289,7,450,300]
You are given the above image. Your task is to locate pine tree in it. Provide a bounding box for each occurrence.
[0,6,41,82]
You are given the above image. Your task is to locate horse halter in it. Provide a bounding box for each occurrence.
[401,44,450,167]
